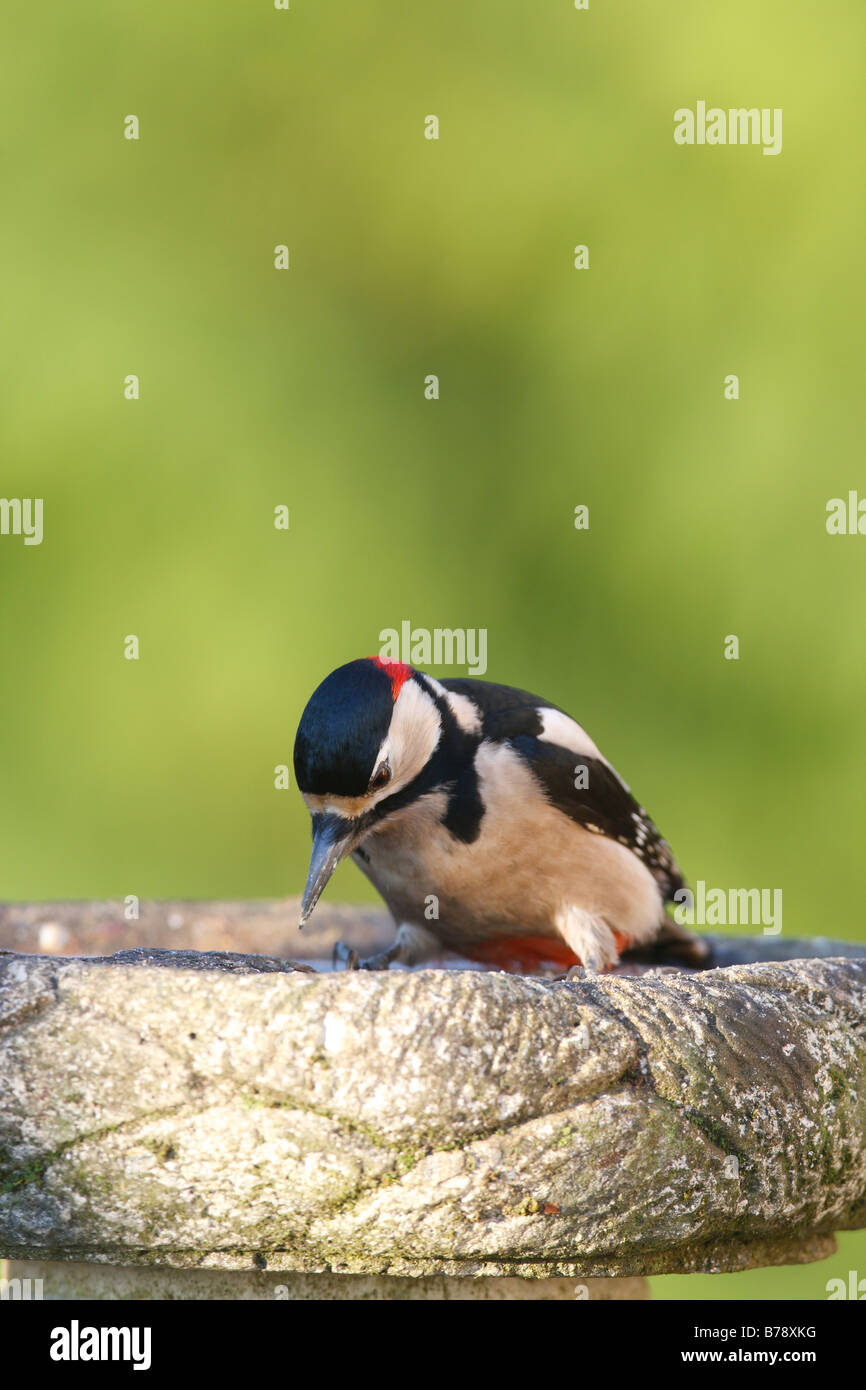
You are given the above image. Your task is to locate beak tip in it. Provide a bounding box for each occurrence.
[299,812,356,935]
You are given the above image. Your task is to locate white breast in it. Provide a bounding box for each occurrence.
[356,740,663,959]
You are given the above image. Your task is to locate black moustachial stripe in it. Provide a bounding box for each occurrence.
[441,759,486,842]
[364,673,487,844]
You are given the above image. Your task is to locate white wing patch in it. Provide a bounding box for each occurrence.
[538,708,606,765]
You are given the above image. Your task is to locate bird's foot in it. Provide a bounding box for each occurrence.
[565,963,592,981]
[359,943,401,972]
[332,940,401,972]
[332,940,360,971]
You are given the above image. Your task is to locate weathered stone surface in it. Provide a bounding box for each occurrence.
[0,945,864,1278]
[2,1258,647,1300]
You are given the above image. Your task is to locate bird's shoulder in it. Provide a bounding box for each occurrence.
[440,678,683,897]
[439,677,563,738]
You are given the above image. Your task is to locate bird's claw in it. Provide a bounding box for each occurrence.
[332,940,402,972]
[332,940,360,971]
[360,944,400,972]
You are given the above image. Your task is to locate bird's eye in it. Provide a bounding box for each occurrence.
[370,761,391,792]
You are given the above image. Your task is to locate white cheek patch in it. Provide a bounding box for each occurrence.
[374,679,442,802]
[302,681,442,820]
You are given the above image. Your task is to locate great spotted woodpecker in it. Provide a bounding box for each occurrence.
[293,657,706,973]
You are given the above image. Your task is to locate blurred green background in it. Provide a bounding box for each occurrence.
[1,0,864,1299]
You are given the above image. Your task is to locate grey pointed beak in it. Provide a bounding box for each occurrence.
[299,813,357,927]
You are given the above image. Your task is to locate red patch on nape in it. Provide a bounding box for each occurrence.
[368,655,413,701]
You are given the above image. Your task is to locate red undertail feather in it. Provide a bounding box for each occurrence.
[462,932,633,974]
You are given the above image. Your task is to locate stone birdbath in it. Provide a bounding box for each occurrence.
[1,901,864,1300]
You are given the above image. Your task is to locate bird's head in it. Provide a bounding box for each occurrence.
[293,657,443,924]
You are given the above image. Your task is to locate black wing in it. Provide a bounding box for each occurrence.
[441,679,683,900]
[440,678,563,738]
[513,736,684,899]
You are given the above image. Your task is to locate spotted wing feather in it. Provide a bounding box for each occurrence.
[440,679,684,900]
